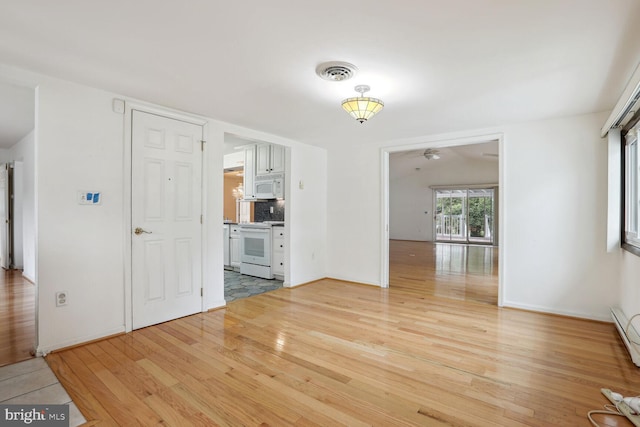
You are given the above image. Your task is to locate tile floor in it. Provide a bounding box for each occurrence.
[0,357,85,426]
[224,270,283,302]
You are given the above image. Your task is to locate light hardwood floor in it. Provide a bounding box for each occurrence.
[390,240,498,305]
[46,241,638,426]
[0,270,35,367]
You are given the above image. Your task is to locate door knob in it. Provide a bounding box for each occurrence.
[134,227,152,235]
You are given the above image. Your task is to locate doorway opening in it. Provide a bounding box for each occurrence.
[434,187,496,245]
[382,135,504,306]
[222,134,286,302]
[0,80,36,366]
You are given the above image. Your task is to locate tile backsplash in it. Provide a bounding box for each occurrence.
[254,200,285,222]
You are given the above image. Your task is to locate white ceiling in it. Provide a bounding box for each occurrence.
[1,1,640,149]
[390,140,498,180]
[0,82,34,148]
[223,133,265,155]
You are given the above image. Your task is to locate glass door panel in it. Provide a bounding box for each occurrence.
[468,189,494,244]
[449,190,466,242]
[435,191,448,241]
[435,189,467,242]
[434,187,495,245]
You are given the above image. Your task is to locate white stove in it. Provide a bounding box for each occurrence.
[238,222,282,279]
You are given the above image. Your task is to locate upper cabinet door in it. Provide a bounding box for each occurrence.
[270,144,285,173]
[256,144,271,175]
[243,144,256,199]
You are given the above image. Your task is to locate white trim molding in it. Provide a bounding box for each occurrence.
[601,62,640,137]
[380,131,505,306]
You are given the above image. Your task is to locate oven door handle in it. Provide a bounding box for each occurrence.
[240,228,270,233]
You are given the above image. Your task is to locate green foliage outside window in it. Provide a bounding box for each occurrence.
[435,191,493,238]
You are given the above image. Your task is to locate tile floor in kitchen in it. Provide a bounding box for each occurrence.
[224,270,283,302]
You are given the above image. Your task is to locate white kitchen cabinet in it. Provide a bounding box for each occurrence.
[272,226,284,279]
[223,224,230,267]
[243,145,256,200]
[256,143,285,176]
[230,225,242,269]
[270,144,285,173]
[256,144,271,175]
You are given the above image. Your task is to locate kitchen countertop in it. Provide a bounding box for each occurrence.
[225,221,284,226]
[238,222,284,229]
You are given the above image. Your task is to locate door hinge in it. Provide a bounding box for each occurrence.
[200,288,203,297]
[200,140,206,151]
[200,214,203,224]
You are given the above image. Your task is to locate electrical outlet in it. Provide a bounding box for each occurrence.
[56,291,68,307]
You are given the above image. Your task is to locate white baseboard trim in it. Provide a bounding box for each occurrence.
[328,275,381,287]
[611,307,640,367]
[36,326,126,356]
[21,272,35,284]
[206,299,226,311]
[286,280,319,288]
[502,300,611,322]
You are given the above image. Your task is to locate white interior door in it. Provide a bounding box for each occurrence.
[0,164,9,269]
[131,110,203,329]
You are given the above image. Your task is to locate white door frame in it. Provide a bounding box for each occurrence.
[0,163,10,270]
[380,132,506,307]
[123,101,209,332]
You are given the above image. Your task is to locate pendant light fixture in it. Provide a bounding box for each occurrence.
[341,85,384,123]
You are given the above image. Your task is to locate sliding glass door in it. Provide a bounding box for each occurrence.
[434,189,467,242]
[434,188,495,244]
[467,189,494,243]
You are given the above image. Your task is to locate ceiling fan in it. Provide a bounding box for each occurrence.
[395,148,442,160]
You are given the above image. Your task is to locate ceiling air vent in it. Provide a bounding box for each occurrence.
[315,61,358,82]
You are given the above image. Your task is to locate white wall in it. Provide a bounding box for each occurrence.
[327,111,620,320]
[327,146,383,286]
[37,78,126,351]
[288,144,327,285]
[0,149,10,164]
[390,159,498,241]
[500,112,619,320]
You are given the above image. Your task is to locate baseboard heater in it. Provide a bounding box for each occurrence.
[611,307,640,367]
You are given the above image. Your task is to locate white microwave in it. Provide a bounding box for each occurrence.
[254,173,284,199]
